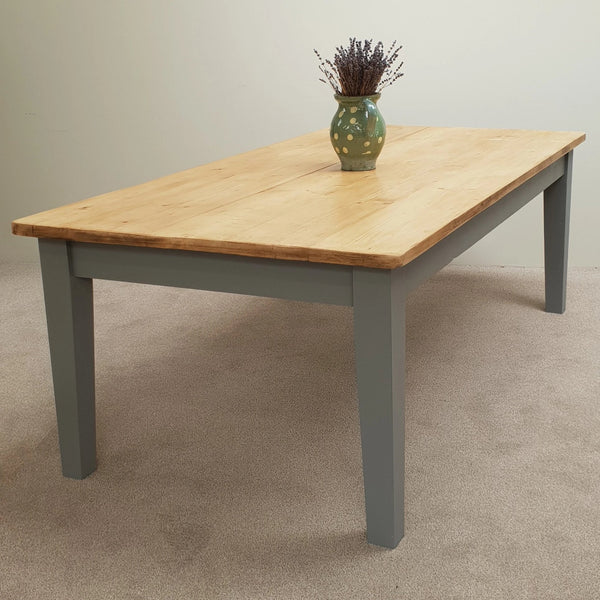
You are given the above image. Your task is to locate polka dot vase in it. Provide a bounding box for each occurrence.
[330,93,386,171]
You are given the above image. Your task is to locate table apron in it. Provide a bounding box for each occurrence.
[68,155,566,302]
[399,155,566,292]
[69,243,354,306]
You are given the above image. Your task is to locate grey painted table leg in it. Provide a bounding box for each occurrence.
[39,239,96,479]
[544,151,573,314]
[353,267,406,548]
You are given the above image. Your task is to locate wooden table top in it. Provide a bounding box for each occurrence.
[12,126,584,268]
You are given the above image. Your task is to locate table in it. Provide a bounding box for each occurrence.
[12,126,585,548]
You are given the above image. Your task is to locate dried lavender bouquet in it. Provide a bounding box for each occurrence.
[314,38,404,97]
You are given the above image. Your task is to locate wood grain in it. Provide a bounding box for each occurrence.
[12,126,585,268]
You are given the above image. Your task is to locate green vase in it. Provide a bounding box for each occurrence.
[330,93,386,171]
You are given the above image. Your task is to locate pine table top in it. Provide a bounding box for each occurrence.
[12,126,585,268]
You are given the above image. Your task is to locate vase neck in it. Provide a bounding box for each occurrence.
[334,93,381,105]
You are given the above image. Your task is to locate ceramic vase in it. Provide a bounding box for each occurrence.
[330,93,386,171]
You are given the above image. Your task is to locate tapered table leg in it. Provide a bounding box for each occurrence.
[39,239,96,479]
[544,151,573,314]
[353,267,406,548]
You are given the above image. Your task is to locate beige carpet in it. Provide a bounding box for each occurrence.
[1,262,599,600]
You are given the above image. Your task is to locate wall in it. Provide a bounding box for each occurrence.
[1,0,598,265]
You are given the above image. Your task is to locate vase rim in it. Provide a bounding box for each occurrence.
[334,93,381,102]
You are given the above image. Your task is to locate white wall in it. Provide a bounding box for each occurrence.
[1,0,598,265]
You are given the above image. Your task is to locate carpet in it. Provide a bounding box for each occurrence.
[1,262,599,599]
